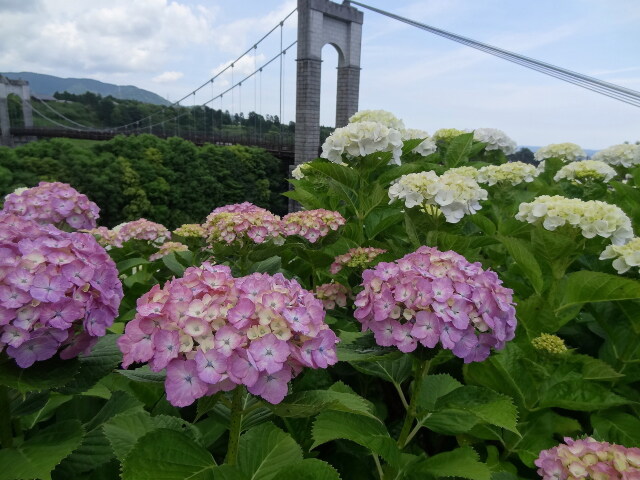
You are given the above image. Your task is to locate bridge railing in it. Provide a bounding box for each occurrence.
[8,127,297,154]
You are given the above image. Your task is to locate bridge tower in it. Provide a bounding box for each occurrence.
[295,0,363,165]
[0,75,34,147]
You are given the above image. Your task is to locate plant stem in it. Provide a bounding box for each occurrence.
[0,385,13,448]
[396,359,430,449]
[225,386,245,466]
[373,454,384,480]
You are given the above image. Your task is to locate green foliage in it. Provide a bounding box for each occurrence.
[0,135,288,228]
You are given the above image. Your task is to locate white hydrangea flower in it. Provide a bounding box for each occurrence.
[446,166,481,180]
[553,160,617,183]
[534,143,586,163]
[389,171,488,223]
[321,121,404,165]
[515,195,634,245]
[291,163,311,180]
[600,238,640,274]
[349,110,405,130]
[473,128,517,155]
[433,128,469,142]
[592,144,640,168]
[477,162,538,186]
[401,128,437,157]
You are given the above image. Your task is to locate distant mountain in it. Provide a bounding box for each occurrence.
[1,72,170,106]
[520,146,599,157]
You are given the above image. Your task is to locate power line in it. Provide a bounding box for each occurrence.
[350,1,640,108]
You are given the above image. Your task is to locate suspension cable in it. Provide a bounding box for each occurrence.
[32,96,97,130]
[350,1,640,107]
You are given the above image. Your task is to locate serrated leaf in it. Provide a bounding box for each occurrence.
[336,331,400,362]
[0,356,79,393]
[416,374,462,412]
[118,365,166,383]
[411,446,491,480]
[444,133,475,167]
[538,380,631,411]
[269,389,376,419]
[497,235,544,293]
[117,257,150,273]
[0,420,84,480]
[591,411,640,447]
[308,161,360,191]
[434,386,519,434]
[59,334,122,395]
[249,256,281,274]
[470,214,496,236]
[54,428,113,476]
[121,429,215,480]
[311,411,399,467]
[237,423,303,480]
[162,252,186,276]
[275,459,341,480]
[351,355,412,385]
[558,271,640,312]
[85,390,144,431]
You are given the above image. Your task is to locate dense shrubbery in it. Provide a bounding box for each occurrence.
[0,134,288,227]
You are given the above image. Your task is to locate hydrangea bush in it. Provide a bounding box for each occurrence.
[354,246,516,360]
[1,110,639,480]
[0,214,122,367]
[118,263,338,406]
[2,182,100,230]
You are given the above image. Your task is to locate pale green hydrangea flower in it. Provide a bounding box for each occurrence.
[349,109,405,130]
[532,333,568,354]
[473,128,517,155]
[592,143,640,168]
[554,160,617,183]
[600,237,640,274]
[477,162,538,186]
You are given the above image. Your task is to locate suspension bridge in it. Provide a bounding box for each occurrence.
[1,0,639,164]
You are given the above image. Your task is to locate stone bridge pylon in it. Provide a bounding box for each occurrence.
[295,0,363,165]
[0,75,34,147]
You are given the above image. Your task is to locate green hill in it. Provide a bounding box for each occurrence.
[1,72,170,106]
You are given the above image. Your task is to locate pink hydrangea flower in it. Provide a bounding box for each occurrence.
[330,247,387,275]
[315,282,352,310]
[535,437,640,480]
[86,219,171,248]
[353,246,516,361]
[149,242,189,261]
[0,213,123,367]
[117,263,339,406]
[203,203,283,245]
[282,209,346,243]
[2,182,100,230]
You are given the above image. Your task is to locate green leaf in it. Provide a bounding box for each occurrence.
[351,355,412,385]
[503,411,581,467]
[591,411,640,447]
[275,459,341,480]
[363,207,404,240]
[308,161,360,191]
[250,256,282,274]
[59,334,122,395]
[86,390,144,431]
[162,252,186,276]
[416,374,462,412]
[412,446,491,480]
[54,429,113,476]
[0,420,84,480]
[336,331,400,362]
[237,423,303,480]
[497,235,544,293]
[558,271,640,312]
[0,356,79,393]
[116,257,150,273]
[269,389,377,419]
[538,380,631,411]
[121,429,215,480]
[118,365,166,383]
[470,214,496,236]
[429,385,519,434]
[444,133,475,167]
[311,411,399,467]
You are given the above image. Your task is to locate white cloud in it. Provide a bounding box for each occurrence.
[152,71,184,83]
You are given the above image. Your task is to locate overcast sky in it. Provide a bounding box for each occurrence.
[1,0,639,149]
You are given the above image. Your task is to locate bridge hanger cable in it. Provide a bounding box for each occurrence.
[109,7,298,132]
[32,96,98,130]
[30,104,86,131]
[349,1,640,108]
